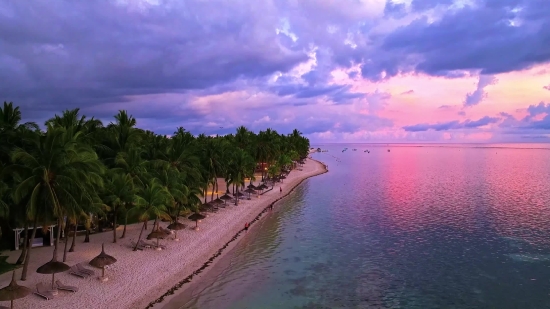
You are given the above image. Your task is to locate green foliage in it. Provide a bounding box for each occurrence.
[0,103,310,253]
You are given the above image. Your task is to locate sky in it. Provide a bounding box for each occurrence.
[1,0,550,143]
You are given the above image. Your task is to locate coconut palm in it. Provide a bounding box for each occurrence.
[8,125,104,270]
[130,180,171,251]
[103,172,135,243]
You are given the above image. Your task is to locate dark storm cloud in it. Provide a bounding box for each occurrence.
[0,1,308,115]
[367,0,550,80]
[384,1,407,18]
[403,116,500,131]
[411,0,454,12]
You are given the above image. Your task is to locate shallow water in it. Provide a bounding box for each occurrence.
[163,143,550,309]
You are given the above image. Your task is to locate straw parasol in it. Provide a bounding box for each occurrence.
[167,222,186,241]
[220,193,233,201]
[247,184,257,190]
[147,228,167,250]
[36,255,70,290]
[188,213,206,230]
[0,271,31,309]
[258,183,269,190]
[211,194,224,205]
[199,202,214,213]
[89,244,117,281]
[244,187,256,199]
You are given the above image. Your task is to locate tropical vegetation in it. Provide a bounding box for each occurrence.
[0,101,310,279]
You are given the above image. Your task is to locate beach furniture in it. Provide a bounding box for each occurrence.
[89,244,117,281]
[68,266,90,278]
[34,283,55,300]
[140,239,166,250]
[76,263,95,276]
[130,241,147,250]
[159,226,173,235]
[55,280,78,292]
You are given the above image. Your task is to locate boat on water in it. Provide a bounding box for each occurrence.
[364,150,369,153]
[387,149,390,152]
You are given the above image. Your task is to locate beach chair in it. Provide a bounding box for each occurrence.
[76,263,95,276]
[130,241,146,250]
[140,239,166,250]
[69,265,90,278]
[56,280,78,292]
[35,283,55,300]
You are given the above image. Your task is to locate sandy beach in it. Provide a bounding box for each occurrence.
[0,158,326,309]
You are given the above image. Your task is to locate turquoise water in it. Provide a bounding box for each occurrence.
[163,144,550,309]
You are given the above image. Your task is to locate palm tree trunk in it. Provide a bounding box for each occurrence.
[120,212,128,239]
[62,217,70,262]
[15,220,29,265]
[53,217,63,261]
[84,228,90,243]
[133,221,146,251]
[144,220,148,230]
[210,179,215,201]
[69,223,77,252]
[112,209,117,243]
[203,188,207,203]
[21,214,38,281]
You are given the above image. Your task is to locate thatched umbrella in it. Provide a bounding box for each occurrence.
[36,255,70,290]
[167,222,186,241]
[0,271,31,309]
[258,183,269,190]
[212,195,224,205]
[188,213,206,230]
[220,193,233,204]
[147,228,167,250]
[247,184,257,190]
[89,244,117,281]
[244,188,256,199]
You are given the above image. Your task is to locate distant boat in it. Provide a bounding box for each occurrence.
[364,150,369,153]
[352,149,357,151]
[387,149,390,152]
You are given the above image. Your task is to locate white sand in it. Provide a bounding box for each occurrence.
[0,158,326,309]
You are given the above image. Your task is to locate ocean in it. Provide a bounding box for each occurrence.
[162,143,550,309]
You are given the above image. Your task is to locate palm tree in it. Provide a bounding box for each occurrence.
[130,179,171,251]
[8,125,104,269]
[103,172,135,243]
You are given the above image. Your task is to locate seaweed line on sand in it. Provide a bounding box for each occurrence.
[145,159,328,309]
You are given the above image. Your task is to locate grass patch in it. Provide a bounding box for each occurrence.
[0,255,19,275]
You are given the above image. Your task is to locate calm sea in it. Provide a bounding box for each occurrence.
[162,143,550,309]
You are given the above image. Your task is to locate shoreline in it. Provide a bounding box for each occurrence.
[0,158,327,309]
[145,157,328,308]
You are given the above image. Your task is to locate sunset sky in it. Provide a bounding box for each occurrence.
[1,0,550,143]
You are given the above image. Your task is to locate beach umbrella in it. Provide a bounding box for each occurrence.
[212,194,224,205]
[199,202,214,212]
[167,222,186,241]
[89,244,117,281]
[247,184,257,190]
[220,194,233,204]
[188,213,206,230]
[258,184,269,190]
[147,228,167,250]
[36,255,70,290]
[244,188,256,199]
[0,271,31,309]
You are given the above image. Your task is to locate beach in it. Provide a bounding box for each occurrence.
[0,158,327,309]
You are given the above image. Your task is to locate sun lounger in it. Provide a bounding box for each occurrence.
[76,263,95,275]
[56,280,78,292]
[130,241,146,250]
[35,283,55,300]
[69,265,90,278]
[140,239,166,250]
